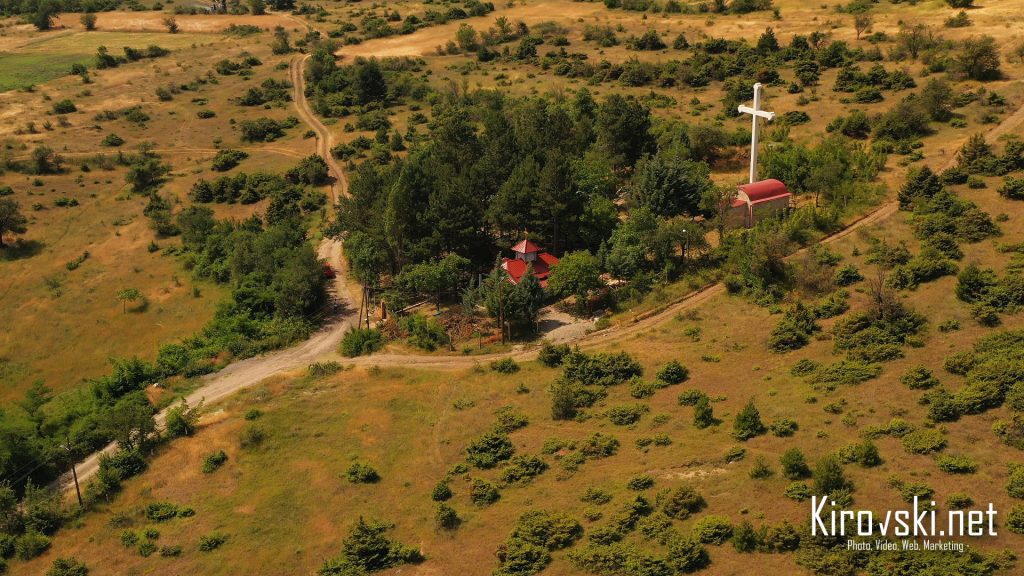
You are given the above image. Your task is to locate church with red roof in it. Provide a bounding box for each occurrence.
[502,238,559,288]
[728,178,792,228]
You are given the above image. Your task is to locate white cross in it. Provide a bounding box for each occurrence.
[738,82,775,184]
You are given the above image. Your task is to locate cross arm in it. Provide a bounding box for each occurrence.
[738,105,775,120]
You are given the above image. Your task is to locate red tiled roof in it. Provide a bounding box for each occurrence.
[739,179,791,204]
[502,254,557,288]
[511,239,542,254]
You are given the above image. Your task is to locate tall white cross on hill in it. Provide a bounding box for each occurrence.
[738,82,775,184]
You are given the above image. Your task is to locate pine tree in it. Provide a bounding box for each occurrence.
[897,166,943,210]
[732,399,765,441]
[814,455,850,494]
[693,396,715,429]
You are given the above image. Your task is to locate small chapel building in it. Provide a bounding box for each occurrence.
[502,239,559,288]
[728,178,792,228]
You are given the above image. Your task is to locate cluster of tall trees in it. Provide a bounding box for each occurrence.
[331,89,718,305]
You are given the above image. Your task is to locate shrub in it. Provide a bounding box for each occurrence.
[198,533,227,552]
[944,350,976,375]
[837,440,882,467]
[47,557,89,576]
[834,264,863,286]
[53,99,77,114]
[470,478,500,505]
[769,418,798,437]
[562,351,642,386]
[340,328,384,357]
[628,378,657,399]
[656,360,689,384]
[947,492,974,509]
[239,424,265,449]
[902,428,946,454]
[145,502,180,522]
[809,360,882,390]
[101,133,124,147]
[322,518,421,572]
[732,399,765,441]
[1008,466,1024,499]
[677,389,707,406]
[431,481,452,502]
[791,359,821,376]
[724,446,746,463]
[785,482,813,501]
[580,433,619,458]
[501,455,548,484]
[749,456,773,479]
[1007,506,1024,535]
[201,450,228,473]
[494,406,529,433]
[466,431,514,469]
[538,342,570,367]
[490,357,520,374]
[626,475,654,491]
[901,365,938,389]
[345,462,380,484]
[606,403,648,425]
[781,448,811,480]
[665,535,710,572]
[138,541,156,557]
[814,455,850,494]
[15,531,51,560]
[435,503,460,530]
[936,454,977,474]
[693,396,715,429]
[508,510,583,550]
[692,515,733,545]
[211,149,248,172]
[663,486,706,519]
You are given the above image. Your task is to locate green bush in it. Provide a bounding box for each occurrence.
[501,455,548,485]
[628,378,657,399]
[581,433,620,458]
[340,328,384,357]
[947,492,974,510]
[15,531,51,560]
[493,406,529,433]
[470,478,500,505]
[901,365,938,389]
[345,462,380,484]
[837,440,882,467]
[813,455,850,494]
[790,359,821,376]
[431,481,452,502]
[466,431,515,469]
[606,403,649,425]
[656,360,689,384]
[46,557,88,576]
[749,456,773,479]
[1006,506,1024,535]
[901,428,947,454]
[768,303,819,352]
[239,423,265,449]
[491,357,520,374]
[538,342,571,367]
[662,486,706,519]
[435,503,460,530]
[626,475,654,491]
[677,389,707,406]
[834,264,863,286]
[944,350,976,375]
[197,533,228,552]
[784,482,812,501]
[144,502,180,522]
[562,351,642,387]
[768,418,798,437]
[732,399,765,441]
[692,515,733,545]
[201,450,228,473]
[693,396,715,429]
[808,360,882,390]
[781,448,811,480]
[936,454,977,474]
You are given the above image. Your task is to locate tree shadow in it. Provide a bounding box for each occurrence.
[128,298,150,314]
[0,239,44,261]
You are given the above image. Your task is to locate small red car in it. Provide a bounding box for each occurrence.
[322,263,336,279]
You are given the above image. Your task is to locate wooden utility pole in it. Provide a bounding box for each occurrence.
[64,437,82,509]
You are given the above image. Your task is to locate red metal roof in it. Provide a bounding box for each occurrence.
[511,239,542,254]
[738,179,791,204]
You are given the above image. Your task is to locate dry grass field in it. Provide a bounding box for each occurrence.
[4,0,1024,574]
[19,176,1024,574]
